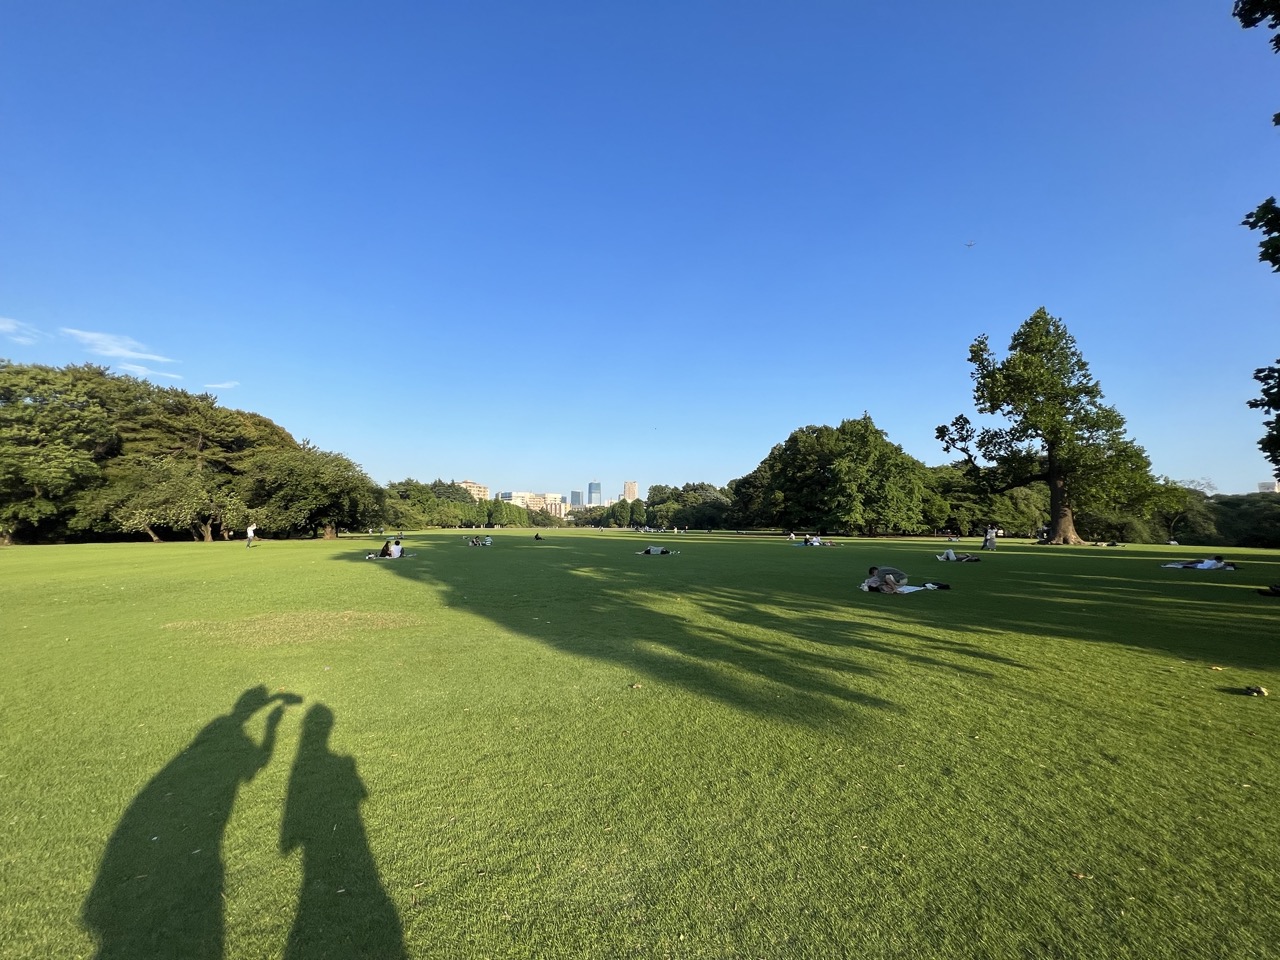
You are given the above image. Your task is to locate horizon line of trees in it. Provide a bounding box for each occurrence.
[4,355,1278,548]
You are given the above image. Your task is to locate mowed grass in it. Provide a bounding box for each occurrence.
[2,531,1278,960]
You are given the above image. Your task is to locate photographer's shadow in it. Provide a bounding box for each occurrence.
[280,703,406,960]
[82,686,296,960]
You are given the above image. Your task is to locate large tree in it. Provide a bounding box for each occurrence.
[1249,360,1280,479]
[937,308,1153,545]
[731,415,926,534]
[0,362,120,543]
[1234,2,1280,270]
[238,444,382,539]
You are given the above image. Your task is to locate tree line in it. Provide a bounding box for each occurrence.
[0,361,548,545]
[5,305,1279,549]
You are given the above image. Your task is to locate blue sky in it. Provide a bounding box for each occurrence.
[2,1,1277,499]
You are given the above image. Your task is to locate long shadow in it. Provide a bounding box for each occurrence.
[337,534,1047,723]
[279,703,406,960]
[81,686,298,960]
[345,536,1280,692]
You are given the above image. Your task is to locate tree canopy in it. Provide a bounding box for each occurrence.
[936,309,1154,544]
[730,415,927,534]
[1248,360,1280,479]
[0,361,380,544]
[1234,1,1280,270]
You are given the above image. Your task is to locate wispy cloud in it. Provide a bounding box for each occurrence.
[204,380,240,389]
[119,363,183,380]
[0,317,42,345]
[61,328,175,363]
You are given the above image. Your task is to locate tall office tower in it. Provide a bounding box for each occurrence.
[570,490,584,507]
[588,481,602,505]
[623,480,638,501]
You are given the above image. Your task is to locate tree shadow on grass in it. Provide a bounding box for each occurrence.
[81,686,294,960]
[337,535,1042,724]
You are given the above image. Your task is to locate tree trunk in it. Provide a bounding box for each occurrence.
[1046,461,1085,544]
[143,525,162,543]
[195,520,213,542]
[323,523,338,540]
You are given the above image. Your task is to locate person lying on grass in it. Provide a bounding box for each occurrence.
[637,546,677,555]
[936,549,981,562]
[1161,556,1236,570]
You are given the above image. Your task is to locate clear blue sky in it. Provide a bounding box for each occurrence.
[2,1,1276,499]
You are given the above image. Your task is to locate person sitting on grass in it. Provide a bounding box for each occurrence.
[378,540,393,558]
[863,565,908,592]
[389,539,403,559]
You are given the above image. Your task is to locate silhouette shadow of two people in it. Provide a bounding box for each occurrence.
[82,686,405,959]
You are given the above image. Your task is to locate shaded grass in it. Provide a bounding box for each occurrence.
[1,532,1278,959]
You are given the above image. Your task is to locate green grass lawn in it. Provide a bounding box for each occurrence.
[2,531,1278,959]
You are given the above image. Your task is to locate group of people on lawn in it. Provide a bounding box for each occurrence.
[367,539,404,559]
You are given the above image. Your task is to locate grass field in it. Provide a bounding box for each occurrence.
[2,531,1278,959]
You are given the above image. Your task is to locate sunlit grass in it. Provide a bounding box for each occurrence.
[2,532,1278,959]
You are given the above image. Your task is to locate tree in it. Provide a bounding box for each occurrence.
[1234,2,1280,269]
[239,444,382,539]
[1248,360,1280,479]
[1147,478,1220,545]
[937,308,1153,544]
[1210,491,1280,547]
[0,362,119,543]
[607,500,632,528]
[732,416,926,533]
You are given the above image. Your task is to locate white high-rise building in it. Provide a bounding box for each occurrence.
[623,480,638,501]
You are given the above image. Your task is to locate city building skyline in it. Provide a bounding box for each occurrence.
[588,481,602,506]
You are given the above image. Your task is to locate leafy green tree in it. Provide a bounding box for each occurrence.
[239,444,382,539]
[922,464,986,535]
[629,499,647,527]
[0,362,119,542]
[1207,492,1280,547]
[607,500,632,528]
[987,485,1051,539]
[732,416,925,534]
[937,308,1154,544]
[1234,2,1280,269]
[1248,360,1280,479]
[650,501,677,529]
[487,499,529,527]
[570,505,608,526]
[725,462,781,529]
[528,508,565,528]
[1146,479,1221,545]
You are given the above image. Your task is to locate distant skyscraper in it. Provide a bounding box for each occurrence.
[1260,481,1280,493]
[623,480,638,501]
[588,481,602,506]
[570,490,584,507]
